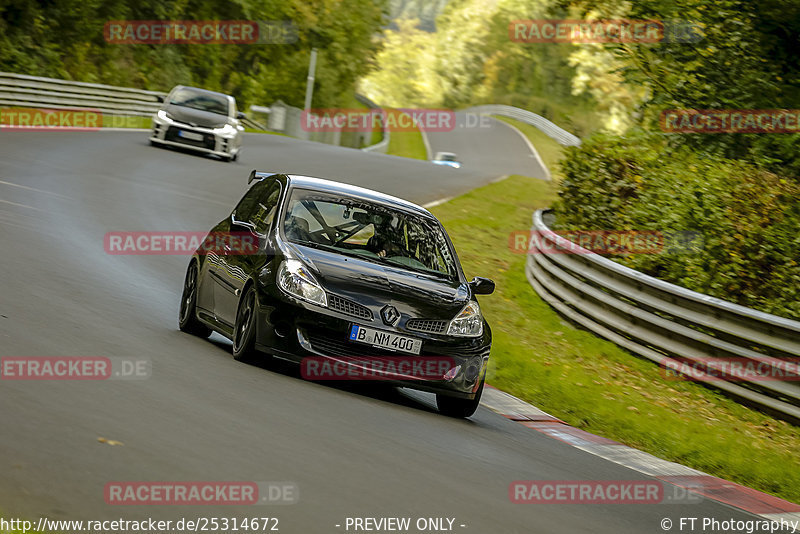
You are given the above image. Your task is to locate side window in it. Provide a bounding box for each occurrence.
[234,179,281,233]
[251,181,282,235]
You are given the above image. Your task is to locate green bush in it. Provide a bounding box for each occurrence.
[553,131,800,320]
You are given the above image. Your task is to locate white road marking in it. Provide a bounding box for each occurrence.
[422,197,453,209]
[0,179,75,200]
[491,117,551,181]
[0,198,43,211]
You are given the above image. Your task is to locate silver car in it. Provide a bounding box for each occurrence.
[431,151,461,169]
[150,85,245,162]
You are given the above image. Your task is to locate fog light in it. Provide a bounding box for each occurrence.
[443,365,461,382]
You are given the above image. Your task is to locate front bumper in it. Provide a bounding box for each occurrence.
[254,290,490,399]
[150,114,241,158]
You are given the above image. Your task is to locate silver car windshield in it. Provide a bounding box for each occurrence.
[169,88,229,115]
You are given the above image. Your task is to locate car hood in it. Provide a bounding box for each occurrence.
[287,243,470,320]
[165,104,229,128]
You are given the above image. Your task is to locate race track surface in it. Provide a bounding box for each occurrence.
[0,130,760,532]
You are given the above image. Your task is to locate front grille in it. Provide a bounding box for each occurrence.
[406,318,448,334]
[328,294,373,321]
[165,126,216,150]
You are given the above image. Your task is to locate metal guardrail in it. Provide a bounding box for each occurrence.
[526,209,800,424]
[0,71,266,130]
[0,71,164,116]
[464,104,582,147]
[355,93,390,154]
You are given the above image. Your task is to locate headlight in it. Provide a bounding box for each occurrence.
[277,259,327,307]
[447,301,483,337]
[156,110,170,121]
[216,123,238,136]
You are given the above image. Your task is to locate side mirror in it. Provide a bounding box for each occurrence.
[469,277,495,295]
[237,111,246,120]
[156,95,165,103]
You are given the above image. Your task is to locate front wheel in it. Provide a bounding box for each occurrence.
[232,286,258,363]
[178,262,212,338]
[436,378,484,418]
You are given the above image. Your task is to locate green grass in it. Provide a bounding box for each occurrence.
[429,174,800,504]
[100,114,151,129]
[243,128,287,135]
[338,94,383,148]
[386,109,428,160]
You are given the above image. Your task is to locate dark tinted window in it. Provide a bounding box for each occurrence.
[234,179,282,234]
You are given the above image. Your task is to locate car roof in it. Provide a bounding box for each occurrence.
[260,173,435,219]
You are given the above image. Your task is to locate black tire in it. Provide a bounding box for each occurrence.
[436,378,484,418]
[232,286,258,363]
[178,262,212,338]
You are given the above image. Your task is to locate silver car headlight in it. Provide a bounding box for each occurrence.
[155,109,170,122]
[216,123,238,136]
[447,301,483,337]
[277,259,327,307]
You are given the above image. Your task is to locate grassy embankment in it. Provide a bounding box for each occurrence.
[429,116,800,503]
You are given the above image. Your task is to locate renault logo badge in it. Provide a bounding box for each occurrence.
[381,305,400,326]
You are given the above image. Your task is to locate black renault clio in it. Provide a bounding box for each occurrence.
[179,171,495,417]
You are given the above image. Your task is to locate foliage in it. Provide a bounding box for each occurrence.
[565,0,800,176]
[358,18,440,107]
[0,0,389,109]
[360,0,600,135]
[553,131,800,320]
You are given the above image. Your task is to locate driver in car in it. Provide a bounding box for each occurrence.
[368,215,404,258]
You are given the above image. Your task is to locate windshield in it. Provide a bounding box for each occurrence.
[282,188,458,279]
[169,88,230,115]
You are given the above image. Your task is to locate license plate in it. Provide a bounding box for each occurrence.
[178,130,203,141]
[349,325,422,355]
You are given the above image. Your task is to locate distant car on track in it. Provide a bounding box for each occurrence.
[178,171,495,417]
[431,151,461,169]
[150,85,244,162]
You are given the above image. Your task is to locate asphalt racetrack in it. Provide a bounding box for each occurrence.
[0,126,762,532]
